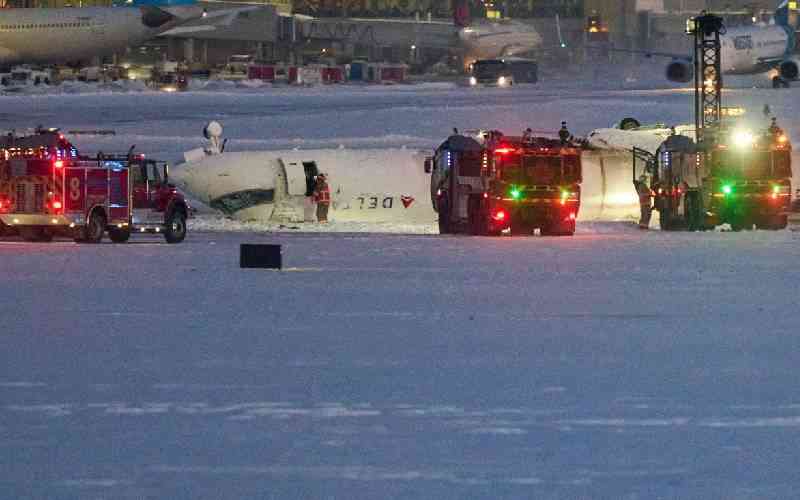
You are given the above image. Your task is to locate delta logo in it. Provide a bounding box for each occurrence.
[400,195,415,208]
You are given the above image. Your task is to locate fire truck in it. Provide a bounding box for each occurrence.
[428,130,582,236]
[632,13,793,231]
[634,121,792,231]
[0,129,189,243]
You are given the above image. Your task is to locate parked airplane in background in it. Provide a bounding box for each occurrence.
[649,0,800,87]
[0,0,250,67]
[235,1,545,68]
[452,0,543,62]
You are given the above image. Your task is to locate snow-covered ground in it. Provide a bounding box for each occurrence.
[3,65,800,499]
[3,228,800,500]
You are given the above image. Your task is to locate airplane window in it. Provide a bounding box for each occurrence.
[147,163,162,185]
[209,189,275,215]
[733,36,753,50]
[131,165,145,185]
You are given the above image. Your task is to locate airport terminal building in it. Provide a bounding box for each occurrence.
[0,0,785,70]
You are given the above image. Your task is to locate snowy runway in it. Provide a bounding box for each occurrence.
[4,74,800,498]
[3,228,800,499]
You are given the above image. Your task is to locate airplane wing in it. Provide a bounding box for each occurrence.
[201,4,260,23]
[159,25,217,35]
[159,4,260,35]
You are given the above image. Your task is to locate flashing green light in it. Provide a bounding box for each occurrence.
[560,42,567,48]
[772,185,780,194]
[510,188,522,200]
[722,184,733,195]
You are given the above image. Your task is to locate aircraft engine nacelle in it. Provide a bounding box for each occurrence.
[665,59,693,83]
[779,57,800,80]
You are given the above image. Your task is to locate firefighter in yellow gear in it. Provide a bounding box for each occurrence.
[313,173,331,223]
[633,174,653,229]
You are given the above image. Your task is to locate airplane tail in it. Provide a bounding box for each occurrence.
[124,0,198,5]
[774,0,798,29]
[453,0,471,28]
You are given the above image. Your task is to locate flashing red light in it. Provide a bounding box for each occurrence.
[568,212,576,220]
[494,147,515,154]
[483,192,488,199]
[492,209,506,221]
[52,200,62,210]
[54,160,64,169]
[771,192,778,200]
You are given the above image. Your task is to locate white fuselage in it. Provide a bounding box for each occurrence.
[458,20,542,61]
[0,6,202,66]
[720,24,790,74]
[172,149,438,224]
[171,146,641,224]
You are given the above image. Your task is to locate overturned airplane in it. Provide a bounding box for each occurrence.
[170,122,643,226]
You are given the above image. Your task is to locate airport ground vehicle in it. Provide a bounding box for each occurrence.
[469,58,537,86]
[0,66,53,87]
[634,124,793,231]
[0,129,188,243]
[149,61,189,91]
[632,12,792,231]
[429,130,581,236]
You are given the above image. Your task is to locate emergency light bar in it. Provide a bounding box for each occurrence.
[720,107,746,117]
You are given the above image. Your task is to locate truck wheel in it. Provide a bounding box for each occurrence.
[757,214,788,230]
[544,219,575,236]
[108,227,131,243]
[164,211,187,243]
[772,215,788,230]
[659,204,673,231]
[77,211,106,243]
[469,198,489,236]
[684,191,703,231]
[437,196,450,234]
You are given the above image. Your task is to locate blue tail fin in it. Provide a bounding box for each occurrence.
[114,0,197,6]
[774,0,795,28]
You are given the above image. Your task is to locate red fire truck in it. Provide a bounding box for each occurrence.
[0,129,189,243]
[428,130,582,236]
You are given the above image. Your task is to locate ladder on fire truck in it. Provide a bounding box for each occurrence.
[689,12,725,145]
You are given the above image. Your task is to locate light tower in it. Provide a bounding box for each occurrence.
[688,12,725,144]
